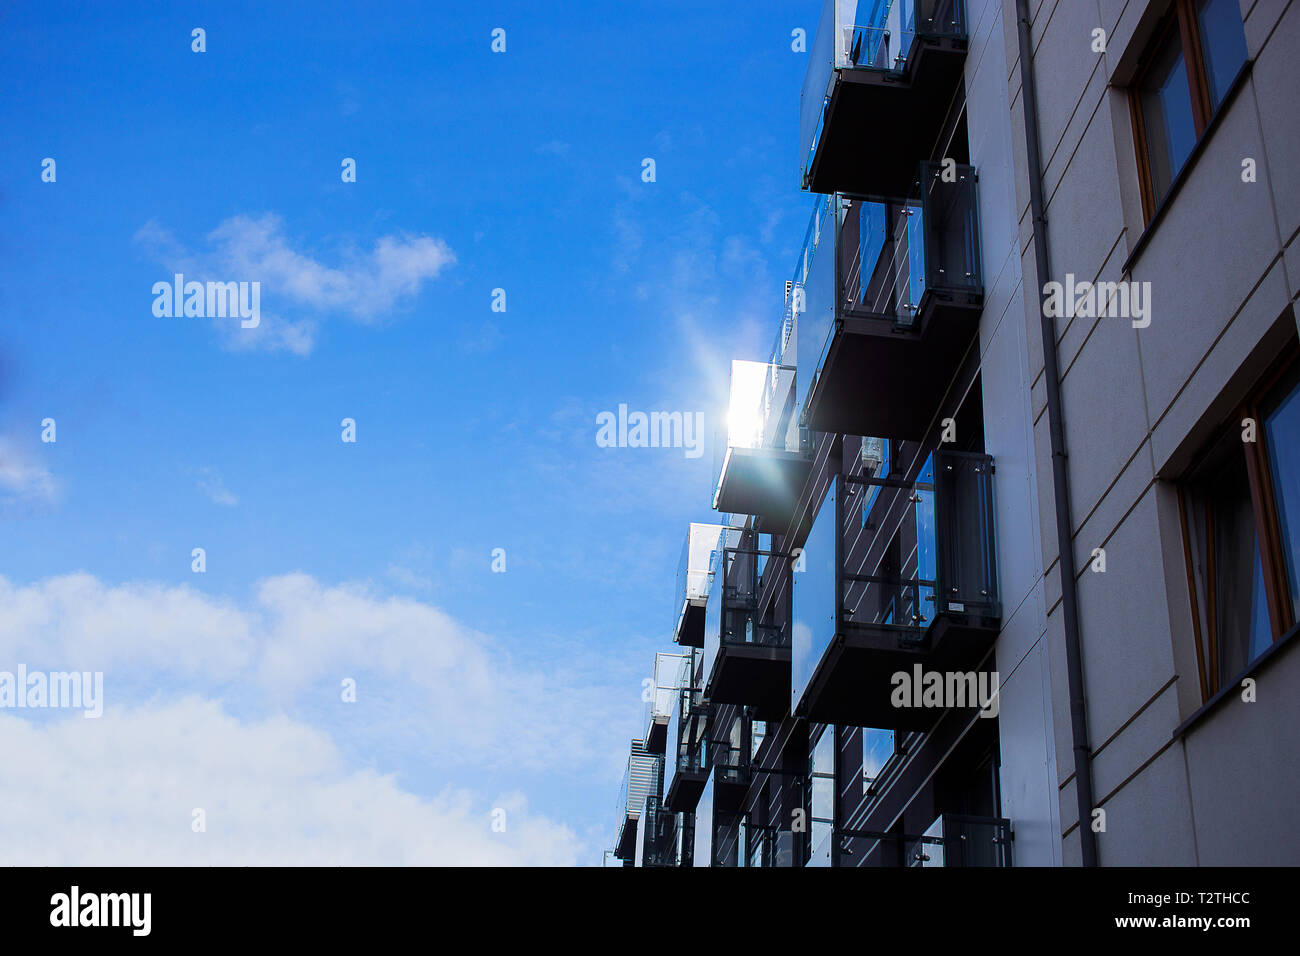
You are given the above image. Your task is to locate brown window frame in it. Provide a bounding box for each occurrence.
[1179,347,1300,702]
[1128,0,1233,221]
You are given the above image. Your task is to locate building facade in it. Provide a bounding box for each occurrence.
[609,0,1300,867]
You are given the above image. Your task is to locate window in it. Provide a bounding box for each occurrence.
[1181,350,1300,699]
[808,728,835,863]
[1130,0,1248,219]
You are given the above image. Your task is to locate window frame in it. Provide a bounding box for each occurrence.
[1179,348,1300,702]
[1128,0,1240,221]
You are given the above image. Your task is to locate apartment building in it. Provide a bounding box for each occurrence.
[608,0,1300,867]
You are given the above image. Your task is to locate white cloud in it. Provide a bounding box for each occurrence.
[0,437,58,516]
[135,214,455,354]
[0,573,254,679]
[0,699,580,865]
[0,572,632,864]
[195,466,238,507]
[203,215,454,320]
[0,572,628,772]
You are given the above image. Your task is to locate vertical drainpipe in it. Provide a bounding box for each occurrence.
[1014,0,1099,866]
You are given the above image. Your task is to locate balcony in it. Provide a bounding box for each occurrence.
[713,744,751,813]
[791,452,999,728]
[800,0,969,197]
[795,164,983,439]
[713,302,811,524]
[906,814,1013,867]
[613,740,664,861]
[640,795,687,867]
[674,523,727,647]
[643,651,690,754]
[702,536,792,718]
[665,684,710,812]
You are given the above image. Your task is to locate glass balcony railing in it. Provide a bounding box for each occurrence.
[795,163,982,434]
[700,525,742,693]
[792,475,839,714]
[906,813,1013,867]
[714,744,751,789]
[641,795,684,867]
[712,282,810,519]
[800,0,969,191]
[694,774,715,867]
[674,690,708,776]
[666,680,709,812]
[712,357,806,517]
[792,451,998,715]
[643,650,690,746]
[674,522,726,646]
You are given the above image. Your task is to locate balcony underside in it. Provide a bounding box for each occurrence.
[714,447,811,525]
[645,719,668,756]
[614,818,638,860]
[795,614,998,728]
[665,769,706,813]
[706,643,792,719]
[804,296,980,438]
[807,41,968,197]
[676,602,706,648]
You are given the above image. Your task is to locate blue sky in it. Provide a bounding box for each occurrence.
[0,0,813,864]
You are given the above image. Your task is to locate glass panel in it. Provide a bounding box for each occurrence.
[860,437,889,527]
[798,0,839,185]
[850,0,911,73]
[775,830,795,867]
[845,200,888,311]
[900,202,926,322]
[916,454,937,623]
[793,480,839,712]
[840,196,923,323]
[694,776,714,867]
[1262,366,1300,622]
[862,727,895,787]
[645,652,688,733]
[844,462,933,635]
[945,815,1012,867]
[1139,26,1198,204]
[702,555,723,692]
[795,195,837,424]
[810,728,835,858]
[808,827,834,867]
[920,162,982,296]
[1195,0,1248,110]
[677,523,724,614]
[935,452,998,615]
[909,814,945,867]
